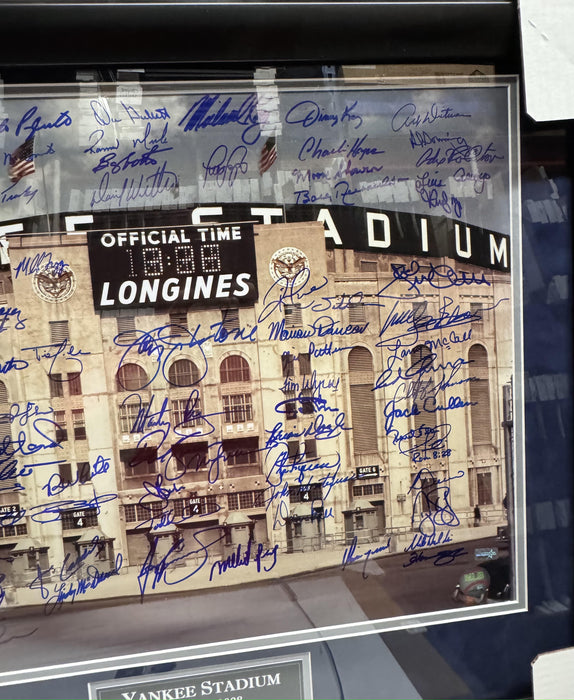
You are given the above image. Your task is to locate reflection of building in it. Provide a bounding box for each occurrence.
[0,218,511,596]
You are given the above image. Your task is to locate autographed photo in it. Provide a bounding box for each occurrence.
[0,78,524,679]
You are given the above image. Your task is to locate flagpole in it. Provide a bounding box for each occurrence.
[40,159,51,233]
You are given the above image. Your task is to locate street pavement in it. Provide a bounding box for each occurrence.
[0,527,503,685]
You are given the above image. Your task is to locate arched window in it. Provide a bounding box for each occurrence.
[348,347,374,374]
[348,347,377,453]
[469,344,491,444]
[116,363,148,391]
[0,381,15,490]
[220,355,250,383]
[168,359,200,388]
[410,345,436,432]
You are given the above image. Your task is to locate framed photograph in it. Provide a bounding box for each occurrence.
[87,653,313,700]
[0,76,524,684]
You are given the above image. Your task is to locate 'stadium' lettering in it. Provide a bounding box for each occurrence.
[117,673,281,700]
[99,273,252,307]
[201,673,281,695]
[9,205,509,272]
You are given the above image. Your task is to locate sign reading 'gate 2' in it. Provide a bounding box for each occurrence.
[87,222,258,310]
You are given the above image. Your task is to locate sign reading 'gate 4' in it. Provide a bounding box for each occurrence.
[86,222,258,310]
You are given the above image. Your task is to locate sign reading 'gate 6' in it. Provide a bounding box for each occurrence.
[87,222,258,310]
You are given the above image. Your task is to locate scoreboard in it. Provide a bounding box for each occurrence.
[87,222,258,310]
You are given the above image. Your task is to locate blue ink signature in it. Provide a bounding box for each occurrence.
[121,103,170,123]
[257,268,328,322]
[115,321,257,392]
[0,357,28,375]
[3,142,55,166]
[6,401,53,428]
[257,267,383,326]
[285,99,363,129]
[122,401,261,521]
[29,554,123,614]
[342,535,392,579]
[202,144,248,187]
[292,190,332,206]
[409,130,469,150]
[209,540,279,581]
[90,99,121,126]
[134,504,192,533]
[135,481,220,531]
[397,422,452,461]
[141,472,185,503]
[405,529,454,551]
[20,339,90,375]
[373,340,471,392]
[274,393,339,417]
[269,316,368,344]
[121,393,171,433]
[90,163,179,208]
[298,134,385,162]
[415,171,462,218]
[15,106,72,139]
[384,396,468,463]
[376,296,499,348]
[316,463,355,501]
[267,450,342,488]
[31,534,105,583]
[0,403,61,492]
[265,411,350,449]
[294,175,408,207]
[280,371,340,397]
[389,261,490,296]
[83,129,120,155]
[132,122,169,150]
[415,142,504,168]
[423,328,472,352]
[13,252,68,279]
[391,102,471,132]
[0,182,38,206]
[453,166,491,194]
[115,327,207,389]
[28,491,118,524]
[137,527,224,597]
[409,469,463,535]
[41,455,111,497]
[91,144,173,175]
[403,545,467,567]
[0,574,6,607]
[178,94,261,146]
[292,161,385,186]
[308,340,352,358]
[382,368,475,435]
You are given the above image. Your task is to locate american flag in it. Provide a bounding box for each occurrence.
[8,137,35,183]
[258,136,277,175]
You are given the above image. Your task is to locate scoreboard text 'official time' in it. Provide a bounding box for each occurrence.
[87,222,258,310]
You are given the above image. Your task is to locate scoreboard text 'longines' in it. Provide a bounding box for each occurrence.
[86,223,258,310]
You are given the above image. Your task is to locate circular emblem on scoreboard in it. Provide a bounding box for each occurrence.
[269,247,310,287]
[33,266,76,303]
